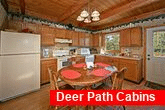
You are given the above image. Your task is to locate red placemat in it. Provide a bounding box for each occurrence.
[73,63,86,68]
[91,69,111,76]
[61,70,81,79]
[95,62,111,67]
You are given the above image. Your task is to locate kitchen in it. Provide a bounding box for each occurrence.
[0,0,165,109]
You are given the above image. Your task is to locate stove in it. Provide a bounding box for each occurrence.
[53,50,72,71]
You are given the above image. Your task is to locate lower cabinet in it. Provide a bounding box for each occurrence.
[119,59,142,83]
[95,55,142,83]
[41,59,57,84]
[70,56,85,64]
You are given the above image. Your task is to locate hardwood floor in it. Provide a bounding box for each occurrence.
[0,84,50,110]
[0,80,164,110]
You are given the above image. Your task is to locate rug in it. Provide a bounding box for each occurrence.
[145,81,165,90]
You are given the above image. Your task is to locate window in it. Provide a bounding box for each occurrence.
[153,31,165,57]
[105,33,120,51]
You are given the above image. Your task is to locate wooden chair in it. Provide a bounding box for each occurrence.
[93,67,127,110]
[48,67,75,110]
[111,67,127,90]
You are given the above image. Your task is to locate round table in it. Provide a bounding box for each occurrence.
[58,65,117,87]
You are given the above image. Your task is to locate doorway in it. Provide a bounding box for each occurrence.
[146,26,165,86]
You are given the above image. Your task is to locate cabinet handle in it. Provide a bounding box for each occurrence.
[147,58,150,60]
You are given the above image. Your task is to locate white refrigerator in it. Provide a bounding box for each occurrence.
[0,31,40,101]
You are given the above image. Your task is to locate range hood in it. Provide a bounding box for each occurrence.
[54,38,72,43]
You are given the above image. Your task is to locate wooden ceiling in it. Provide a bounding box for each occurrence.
[4,0,165,30]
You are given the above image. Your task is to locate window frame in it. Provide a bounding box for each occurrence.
[104,32,120,52]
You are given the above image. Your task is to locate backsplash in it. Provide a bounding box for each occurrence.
[41,44,78,57]
[121,47,143,57]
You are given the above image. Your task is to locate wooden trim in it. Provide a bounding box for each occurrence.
[20,0,25,14]
[143,24,165,80]
[1,0,8,12]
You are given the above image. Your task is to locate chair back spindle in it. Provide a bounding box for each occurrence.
[112,67,127,90]
[48,67,59,90]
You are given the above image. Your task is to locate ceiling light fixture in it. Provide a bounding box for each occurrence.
[77,0,100,23]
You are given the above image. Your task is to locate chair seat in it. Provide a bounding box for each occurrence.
[59,84,75,90]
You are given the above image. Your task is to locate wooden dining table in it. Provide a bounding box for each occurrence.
[58,64,117,110]
[58,64,118,89]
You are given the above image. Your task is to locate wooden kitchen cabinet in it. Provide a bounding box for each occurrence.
[84,33,90,46]
[41,33,55,45]
[65,30,72,39]
[41,26,56,45]
[100,33,106,47]
[56,28,66,38]
[89,34,93,47]
[41,59,57,84]
[120,27,142,47]
[120,28,131,47]
[92,34,99,47]
[79,32,92,47]
[72,31,79,46]
[79,32,85,46]
[130,27,142,46]
[95,55,142,83]
[70,56,85,64]
[119,59,142,83]
[95,55,115,66]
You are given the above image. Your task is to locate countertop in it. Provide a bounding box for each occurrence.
[95,54,142,60]
[40,57,57,61]
[40,54,142,61]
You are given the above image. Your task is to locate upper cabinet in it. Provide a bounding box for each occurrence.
[120,28,131,47]
[120,27,142,47]
[56,28,66,38]
[79,32,85,46]
[92,34,99,47]
[40,25,94,47]
[65,30,72,39]
[72,31,79,46]
[41,26,56,46]
[100,33,105,47]
[78,32,92,47]
[84,33,92,47]
[130,27,142,46]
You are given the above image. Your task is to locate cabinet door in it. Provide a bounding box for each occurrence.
[93,34,99,47]
[89,34,93,47]
[41,61,49,84]
[56,29,66,38]
[84,33,90,46]
[41,26,55,45]
[76,56,85,64]
[95,55,103,62]
[65,30,72,39]
[101,33,106,47]
[84,37,90,46]
[79,32,85,46]
[72,32,79,46]
[119,59,141,82]
[120,29,131,47]
[41,59,57,84]
[130,27,142,46]
[41,33,55,45]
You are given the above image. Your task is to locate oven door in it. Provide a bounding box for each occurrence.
[62,61,72,67]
